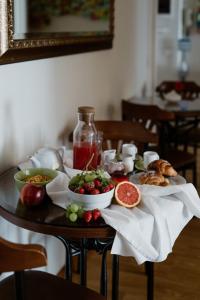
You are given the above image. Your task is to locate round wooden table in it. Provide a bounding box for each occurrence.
[0,167,154,300]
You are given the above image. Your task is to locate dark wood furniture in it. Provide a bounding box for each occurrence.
[121,100,197,186]
[95,120,158,153]
[156,81,200,101]
[0,236,106,300]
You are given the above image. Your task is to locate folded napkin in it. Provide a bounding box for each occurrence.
[101,183,200,264]
[46,170,78,209]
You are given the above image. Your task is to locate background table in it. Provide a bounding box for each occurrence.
[129,96,200,119]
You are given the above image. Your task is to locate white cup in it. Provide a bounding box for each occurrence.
[103,149,116,164]
[122,144,137,159]
[122,155,134,174]
[143,151,159,169]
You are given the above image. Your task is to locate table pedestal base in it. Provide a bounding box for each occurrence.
[56,236,154,300]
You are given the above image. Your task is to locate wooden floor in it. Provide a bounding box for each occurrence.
[59,149,200,300]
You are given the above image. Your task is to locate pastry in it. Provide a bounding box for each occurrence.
[147,159,177,177]
[139,171,170,186]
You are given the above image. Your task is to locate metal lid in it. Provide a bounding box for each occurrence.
[78,106,95,114]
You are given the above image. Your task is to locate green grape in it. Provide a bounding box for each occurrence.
[84,174,96,182]
[77,207,84,218]
[70,203,79,213]
[69,212,78,222]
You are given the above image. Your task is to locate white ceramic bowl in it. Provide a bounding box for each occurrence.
[67,188,114,210]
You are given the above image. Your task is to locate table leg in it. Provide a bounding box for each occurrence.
[145,261,154,300]
[112,254,119,300]
[56,236,72,281]
[80,238,87,286]
[99,239,113,297]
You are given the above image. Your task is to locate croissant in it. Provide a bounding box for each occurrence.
[139,171,170,186]
[147,159,177,177]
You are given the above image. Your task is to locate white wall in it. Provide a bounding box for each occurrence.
[0,0,152,172]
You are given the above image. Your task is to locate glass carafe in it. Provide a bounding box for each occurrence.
[73,106,98,170]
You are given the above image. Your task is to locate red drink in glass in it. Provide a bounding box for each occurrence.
[73,142,99,170]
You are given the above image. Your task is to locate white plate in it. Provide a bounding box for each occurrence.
[130,172,186,186]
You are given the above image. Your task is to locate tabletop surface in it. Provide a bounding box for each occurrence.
[129,96,200,117]
[0,167,115,239]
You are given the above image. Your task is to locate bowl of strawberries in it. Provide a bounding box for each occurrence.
[67,170,115,210]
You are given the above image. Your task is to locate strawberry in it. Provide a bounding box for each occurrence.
[94,179,102,188]
[83,182,95,192]
[78,187,85,194]
[109,183,114,190]
[83,211,92,223]
[92,209,101,221]
[90,188,100,195]
[102,186,110,193]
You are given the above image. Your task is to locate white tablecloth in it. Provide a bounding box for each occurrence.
[46,169,200,264]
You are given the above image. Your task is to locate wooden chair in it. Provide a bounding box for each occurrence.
[94,120,158,154]
[156,81,200,101]
[121,100,197,185]
[0,236,106,300]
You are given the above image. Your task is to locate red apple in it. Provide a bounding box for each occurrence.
[20,183,45,206]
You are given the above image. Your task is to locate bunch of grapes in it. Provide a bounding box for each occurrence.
[66,203,83,222]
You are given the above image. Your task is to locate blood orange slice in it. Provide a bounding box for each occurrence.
[115,181,141,208]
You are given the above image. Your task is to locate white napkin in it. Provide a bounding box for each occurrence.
[47,171,200,264]
[101,183,200,264]
[46,170,79,209]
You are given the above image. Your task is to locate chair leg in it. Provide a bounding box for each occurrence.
[14,271,25,300]
[145,262,154,300]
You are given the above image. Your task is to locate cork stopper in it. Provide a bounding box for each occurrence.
[78,106,95,114]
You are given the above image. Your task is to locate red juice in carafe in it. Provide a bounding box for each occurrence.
[73,106,99,170]
[73,142,98,170]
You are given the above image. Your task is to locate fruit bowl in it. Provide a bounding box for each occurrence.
[14,168,58,191]
[67,187,114,210]
[67,170,115,210]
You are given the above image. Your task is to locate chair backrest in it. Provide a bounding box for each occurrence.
[94,120,158,153]
[156,81,200,100]
[121,100,176,155]
[121,99,174,131]
[0,236,47,273]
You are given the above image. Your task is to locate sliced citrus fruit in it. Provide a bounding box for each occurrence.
[115,181,141,208]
